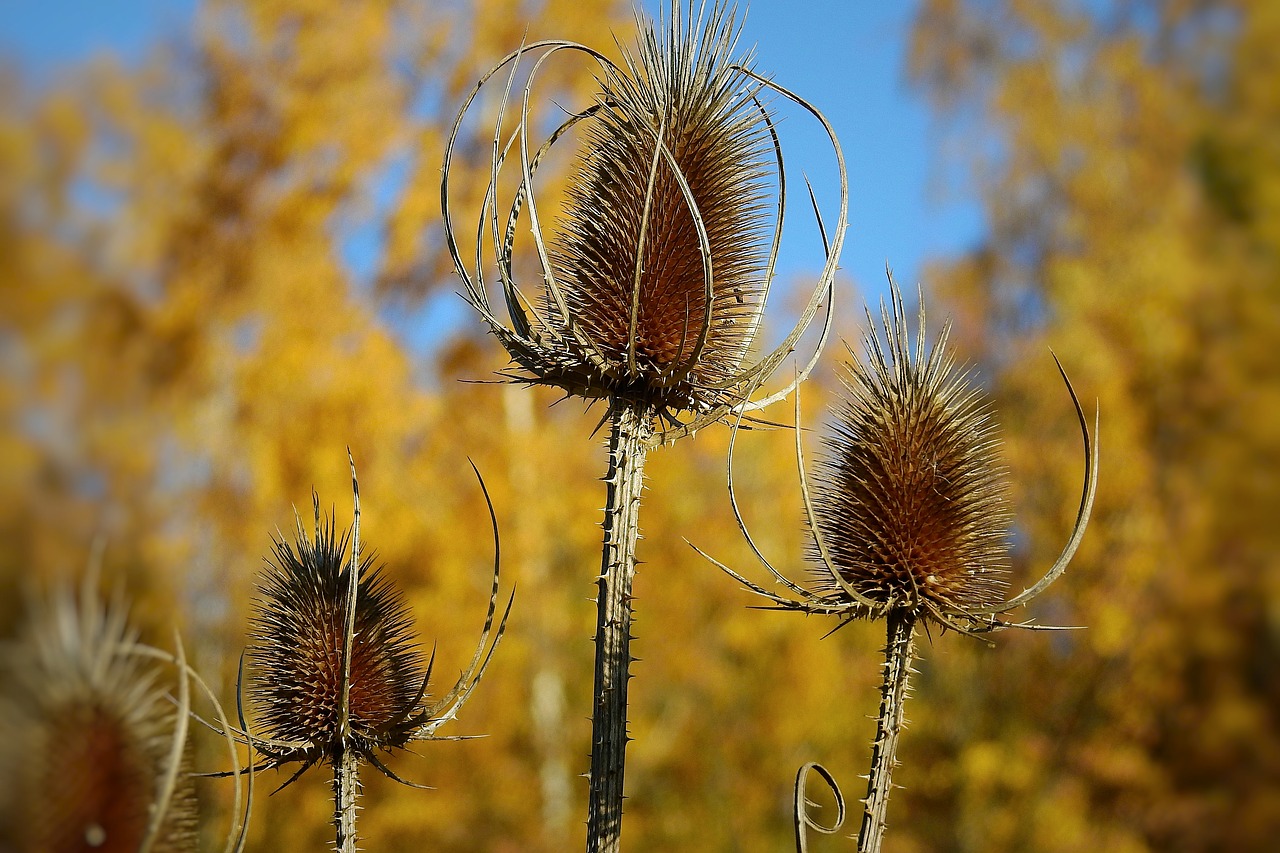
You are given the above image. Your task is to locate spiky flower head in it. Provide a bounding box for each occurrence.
[443,0,847,442]
[810,285,1011,621]
[248,511,426,767]
[242,465,511,790]
[697,277,1096,635]
[544,2,769,407]
[0,584,197,853]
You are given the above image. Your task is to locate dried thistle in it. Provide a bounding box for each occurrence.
[696,278,1097,853]
[442,0,846,440]
[541,5,771,416]
[249,519,425,766]
[443,3,845,847]
[226,456,511,853]
[807,283,1014,624]
[0,577,198,853]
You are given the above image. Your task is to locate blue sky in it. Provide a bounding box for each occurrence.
[3,0,985,315]
[671,1,986,306]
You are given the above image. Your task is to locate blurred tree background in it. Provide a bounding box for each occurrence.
[1,0,1276,850]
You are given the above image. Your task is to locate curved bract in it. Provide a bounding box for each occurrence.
[441,0,847,444]
[696,275,1098,636]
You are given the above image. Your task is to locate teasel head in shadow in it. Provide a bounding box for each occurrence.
[442,0,846,444]
[221,454,511,853]
[0,570,202,853]
[695,276,1097,853]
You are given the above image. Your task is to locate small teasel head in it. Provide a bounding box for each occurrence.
[242,458,512,788]
[808,283,1013,622]
[248,511,426,761]
[0,581,198,853]
[443,0,849,442]
[695,274,1096,635]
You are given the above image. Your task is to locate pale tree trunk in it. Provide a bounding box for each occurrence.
[503,385,573,842]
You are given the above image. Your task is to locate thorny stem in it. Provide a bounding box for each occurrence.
[858,608,916,853]
[587,402,653,853]
[333,742,360,853]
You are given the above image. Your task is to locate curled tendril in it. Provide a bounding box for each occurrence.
[794,762,846,853]
[131,640,253,853]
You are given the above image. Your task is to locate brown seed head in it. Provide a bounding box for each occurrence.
[249,515,425,754]
[544,1,770,410]
[0,586,197,853]
[810,286,1012,618]
[443,0,849,443]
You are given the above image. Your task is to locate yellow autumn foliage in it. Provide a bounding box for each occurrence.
[3,0,1277,851]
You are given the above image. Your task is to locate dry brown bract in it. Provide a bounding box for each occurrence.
[695,278,1097,852]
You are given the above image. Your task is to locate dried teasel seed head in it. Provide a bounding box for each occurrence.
[0,585,197,853]
[443,0,849,444]
[545,1,771,409]
[248,512,424,754]
[810,284,1012,618]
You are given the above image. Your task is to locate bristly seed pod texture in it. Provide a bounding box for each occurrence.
[250,513,424,763]
[239,465,509,852]
[443,0,847,443]
[811,285,1012,620]
[546,3,771,412]
[443,4,847,848]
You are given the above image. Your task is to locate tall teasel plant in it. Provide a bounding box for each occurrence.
[441,2,847,848]
[222,456,512,853]
[0,565,250,853]
[696,280,1098,853]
